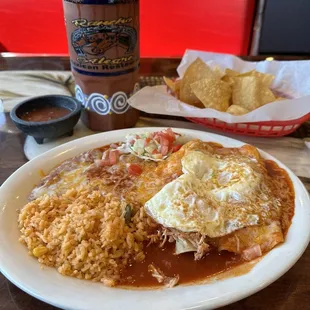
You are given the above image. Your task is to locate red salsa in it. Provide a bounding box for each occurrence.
[20,106,70,122]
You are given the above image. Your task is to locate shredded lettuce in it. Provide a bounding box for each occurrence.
[117,129,182,161]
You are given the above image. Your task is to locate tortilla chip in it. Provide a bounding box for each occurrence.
[171,60,276,112]
[190,101,205,109]
[239,70,274,87]
[232,76,261,110]
[221,68,240,86]
[239,69,256,78]
[226,105,249,115]
[212,65,224,79]
[223,69,275,90]
[222,76,236,87]
[163,76,177,92]
[261,88,276,105]
[180,58,217,105]
[163,77,182,99]
[253,71,275,87]
[232,76,276,111]
[190,78,231,111]
[225,68,240,77]
[174,79,181,97]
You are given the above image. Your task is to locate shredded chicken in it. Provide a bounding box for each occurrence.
[157,228,210,260]
[147,230,161,246]
[148,264,179,288]
[160,229,169,247]
[150,226,267,263]
[242,244,262,261]
[234,234,240,253]
[195,235,210,260]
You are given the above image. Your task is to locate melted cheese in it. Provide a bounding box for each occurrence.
[182,150,262,202]
[29,139,282,240]
[30,164,90,199]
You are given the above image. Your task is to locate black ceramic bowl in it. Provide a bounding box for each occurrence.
[10,95,82,144]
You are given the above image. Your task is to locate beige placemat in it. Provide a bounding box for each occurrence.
[0,71,75,112]
[0,71,165,113]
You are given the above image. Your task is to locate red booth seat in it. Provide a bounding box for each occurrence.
[0,0,255,57]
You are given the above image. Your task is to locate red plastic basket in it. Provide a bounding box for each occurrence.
[165,82,310,137]
[186,113,310,137]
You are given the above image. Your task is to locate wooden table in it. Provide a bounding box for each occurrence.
[1,55,310,310]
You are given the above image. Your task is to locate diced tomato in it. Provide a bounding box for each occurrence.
[160,145,169,156]
[152,149,160,154]
[144,137,151,146]
[155,131,175,145]
[165,128,176,140]
[171,144,182,152]
[160,136,170,147]
[99,150,119,166]
[165,135,175,144]
[127,163,142,176]
[109,150,119,165]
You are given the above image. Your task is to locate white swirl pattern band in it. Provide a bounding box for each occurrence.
[75,85,86,107]
[110,92,130,114]
[74,84,135,115]
[88,93,110,115]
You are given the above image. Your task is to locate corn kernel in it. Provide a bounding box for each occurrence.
[32,246,48,257]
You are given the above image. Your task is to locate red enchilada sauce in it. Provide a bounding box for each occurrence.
[120,243,242,287]
[264,160,295,236]
[118,159,295,288]
[20,106,70,122]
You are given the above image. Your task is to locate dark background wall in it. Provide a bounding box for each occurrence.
[259,0,310,55]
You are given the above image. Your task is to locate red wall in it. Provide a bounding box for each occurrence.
[0,0,255,56]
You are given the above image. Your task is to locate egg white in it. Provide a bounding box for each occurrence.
[145,149,266,238]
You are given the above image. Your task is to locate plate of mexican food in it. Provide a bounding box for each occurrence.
[0,128,309,310]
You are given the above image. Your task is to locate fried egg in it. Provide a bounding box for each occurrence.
[181,150,262,202]
[145,147,280,238]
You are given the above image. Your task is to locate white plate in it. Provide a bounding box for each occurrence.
[1,127,310,310]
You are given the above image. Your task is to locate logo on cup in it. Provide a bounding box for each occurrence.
[72,23,137,57]
[70,17,138,75]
